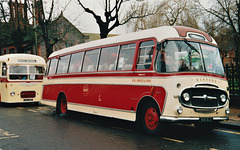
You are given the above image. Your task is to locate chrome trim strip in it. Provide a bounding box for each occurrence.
[160,116,228,122]
[192,95,217,100]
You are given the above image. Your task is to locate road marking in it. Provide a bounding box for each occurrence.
[214,129,240,135]
[28,109,38,113]
[111,126,133,132]
[0,135,19,140]
[162,137,185,143]
[17,107,24,110]
[82,120,96,124]
[209,148,219,150]
[0,128,19,140]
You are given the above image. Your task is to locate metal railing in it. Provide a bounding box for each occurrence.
[225,65,240,96]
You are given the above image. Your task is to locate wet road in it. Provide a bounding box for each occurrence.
[0,104,239,150]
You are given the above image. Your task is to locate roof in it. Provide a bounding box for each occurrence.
[49,26,217,58]
[0,54,46,65]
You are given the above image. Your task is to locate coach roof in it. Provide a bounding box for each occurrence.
[49,26,216,58]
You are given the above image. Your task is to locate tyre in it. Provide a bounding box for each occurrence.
[57,94,67,117]
[138,102,161,135]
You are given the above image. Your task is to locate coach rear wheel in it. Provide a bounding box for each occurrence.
[139,102,161,134]
[57,94,67,117]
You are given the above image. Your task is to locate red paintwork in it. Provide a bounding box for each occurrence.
[173,26,212,42]
[42,83,166,113]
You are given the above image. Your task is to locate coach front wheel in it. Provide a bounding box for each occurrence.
[138,102,161,135]
[57,94,67,117]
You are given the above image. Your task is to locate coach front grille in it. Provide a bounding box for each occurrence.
[179,87,228,109]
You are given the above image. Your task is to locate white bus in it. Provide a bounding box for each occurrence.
[0,54,46,103]
[42,26,229,134]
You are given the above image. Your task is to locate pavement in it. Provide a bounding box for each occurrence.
[218,96,240,130]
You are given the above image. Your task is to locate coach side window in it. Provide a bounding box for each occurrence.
[117,43,136,70]
[48,58,58,75]
[98,46,118,71]
[136,40,155,70]
[69,52,83,73]
[56,55,70,74]
[82,49,99,72]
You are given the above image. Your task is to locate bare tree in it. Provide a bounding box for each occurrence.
[26,0,76,58]
[77,0,156,38]
[127,0,199,32]
[197,0,240,66]
[0,0,33,53]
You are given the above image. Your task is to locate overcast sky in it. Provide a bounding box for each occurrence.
[57,0,132,34]
[53,0,211,35]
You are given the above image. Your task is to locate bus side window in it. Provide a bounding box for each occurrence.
[68,52,83,73]
[98,46,118,71]
[48,58,58,75]
[82,49,99,72]
[56,55,70,74]
[136,40,155,70]
[117,43,136,70]
[2,63,7,76]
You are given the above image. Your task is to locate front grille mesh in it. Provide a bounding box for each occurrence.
[180,88,227,108]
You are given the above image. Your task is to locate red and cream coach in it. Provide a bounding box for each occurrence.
[41,26,230,134]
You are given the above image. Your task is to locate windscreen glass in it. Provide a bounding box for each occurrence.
[155,40,224,76]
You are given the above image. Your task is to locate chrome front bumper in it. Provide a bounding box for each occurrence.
[160,116,229,122]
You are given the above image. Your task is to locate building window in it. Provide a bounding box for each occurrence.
[10,48,15,54]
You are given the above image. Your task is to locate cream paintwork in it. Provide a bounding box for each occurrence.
[154,75,229,119]
[41,99,136,121]
[0,54,45,65]
[0,54,46,103]
[49,26,217,59]
[42,74,229,122]
[1,82,42,103]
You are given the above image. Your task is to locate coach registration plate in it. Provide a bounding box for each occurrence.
[24,99,33,101]
[200,117,213,122]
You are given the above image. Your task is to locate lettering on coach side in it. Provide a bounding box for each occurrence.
[132,79,151,83]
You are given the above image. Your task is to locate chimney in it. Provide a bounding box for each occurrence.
[9,0,28,27]
[33,0,43,25]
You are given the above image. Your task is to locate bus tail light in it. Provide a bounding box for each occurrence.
[21,91,36,98]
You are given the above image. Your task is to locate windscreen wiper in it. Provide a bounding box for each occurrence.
[183,39,200,54]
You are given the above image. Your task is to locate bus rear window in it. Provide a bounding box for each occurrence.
[29,66,45,80]
[9,66,28,80]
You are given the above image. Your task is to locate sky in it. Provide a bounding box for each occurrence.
[57,0,134,34]
[51,0,211,35]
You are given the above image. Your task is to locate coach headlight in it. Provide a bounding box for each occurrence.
[220,94,227,103]
[10,91,15,96]
[183,93,190,101]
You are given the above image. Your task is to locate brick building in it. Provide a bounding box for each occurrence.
[0,0,86,59]
[221,49,236,66]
